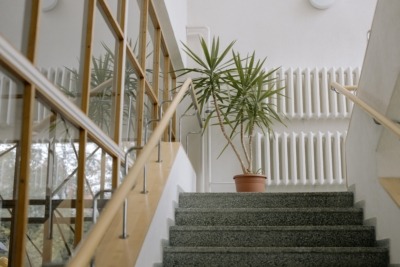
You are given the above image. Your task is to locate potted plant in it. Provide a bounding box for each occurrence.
[178,37,285,192]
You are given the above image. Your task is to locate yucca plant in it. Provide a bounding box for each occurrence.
[179,37,285,175]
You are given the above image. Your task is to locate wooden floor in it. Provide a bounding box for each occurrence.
[94,142,181,267]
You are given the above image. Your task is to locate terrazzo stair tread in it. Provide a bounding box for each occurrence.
[163,246,389,267]
[169,225,376,247]
[164,192,390,266]
[175,207,364,226]
[179,192,354,208]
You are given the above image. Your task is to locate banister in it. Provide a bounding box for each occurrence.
[331,81,400,139]
[66,78,193,267]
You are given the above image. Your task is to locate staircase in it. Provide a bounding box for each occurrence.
[163,192,389,266]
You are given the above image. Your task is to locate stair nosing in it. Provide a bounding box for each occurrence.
[169,225,374,231]
[176,207,362,212]
[164,246,388,253]
[179,192,353,196]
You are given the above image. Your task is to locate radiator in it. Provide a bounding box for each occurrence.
[255,131,346,186]
[268,67,360,119]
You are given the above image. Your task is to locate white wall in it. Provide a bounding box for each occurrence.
[186,0,376,69]
[0,0,25,51]
[346,0,400,263]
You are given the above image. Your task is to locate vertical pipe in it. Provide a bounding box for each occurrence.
[264,133,272,186]
[290,132,298,185]
[312,68,321,118]
[334,131,343,185]
[307,132,315,185]
[295,68,303,118]
[272,133,280,185]
[282,132,289,185]
[287,68,295,118]
[320,68,330,118]
[254,133,262,175]
[120,199,129,239]
[316,132,324,185]
[341,132,347,186]
[304,68,312,118]
[329,68,338,117]
[278,67,286,115]
[337,67,347,117]
[270,69,278,114]
[325,131,334,184]
[345,68,354,116]
[299,132,307,185]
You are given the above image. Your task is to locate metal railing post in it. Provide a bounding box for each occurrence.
[185,130,202,154]
[179,112,196,142]
[145,118,161,163]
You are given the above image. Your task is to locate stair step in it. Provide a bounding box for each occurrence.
[175,207,363,226]
[165,192,389,266]
[179,192,354,208]
[163,246,389,267]
[169,225,376,247]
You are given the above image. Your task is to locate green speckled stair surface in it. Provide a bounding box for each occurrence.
[163,192,389,266]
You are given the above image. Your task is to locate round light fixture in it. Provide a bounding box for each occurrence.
[42,0,59,12]
[309,0,335,10]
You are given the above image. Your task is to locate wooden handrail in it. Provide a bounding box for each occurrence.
[66,78,193,267]
[344,85,358,91]
[331,81,400,139]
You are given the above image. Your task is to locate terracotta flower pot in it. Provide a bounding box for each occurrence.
[233,174,267,192]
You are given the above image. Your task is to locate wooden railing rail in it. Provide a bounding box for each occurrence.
[331,81,400,139]
[66,78,193,267]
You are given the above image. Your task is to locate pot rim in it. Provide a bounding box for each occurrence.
[233,174,267,179]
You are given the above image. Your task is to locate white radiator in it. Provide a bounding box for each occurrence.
[255,131,346,186]
[268,67,360,119]
[249,67,359,189]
